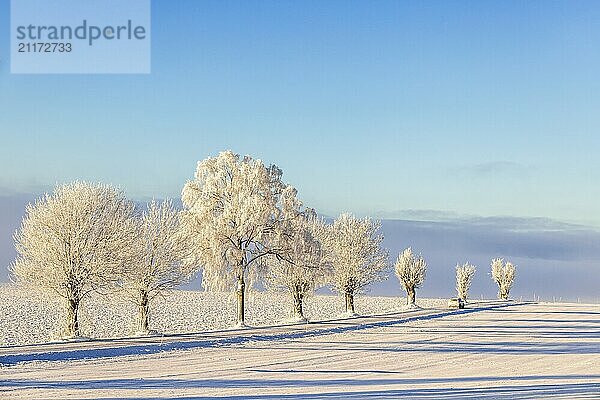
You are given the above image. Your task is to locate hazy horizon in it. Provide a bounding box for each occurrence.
[2,191,598,303]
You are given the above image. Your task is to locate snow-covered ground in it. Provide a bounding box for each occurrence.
[0,284,446,346]
[1,301,598,399]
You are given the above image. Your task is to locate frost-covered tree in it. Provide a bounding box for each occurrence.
[124,200,198,335]
[10,182,137,338]
[394,248,427,306]
[265,188,331,321]
[181,150,288,326]
[325,214,388,316]
[455,262,476,301]
[491,258,516,300]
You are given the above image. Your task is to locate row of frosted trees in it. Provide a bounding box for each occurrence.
[395,251,516,305]
[453,259,516,302]
[10,150,516,339]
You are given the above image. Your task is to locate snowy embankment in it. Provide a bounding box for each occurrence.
[0,285,446,346]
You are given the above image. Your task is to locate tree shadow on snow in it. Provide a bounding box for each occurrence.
[0,304,514,366]
[255,339,600,356]
[2,377,599,399]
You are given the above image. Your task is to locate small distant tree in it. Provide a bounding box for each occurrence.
[455,263,476,301]
[491,258,516,300]
[181,150,289,326]
[11,182,137,338]
[325,214,388,316]
[394,247,427,307]
[124,200,198,335]
[265,188,331,321]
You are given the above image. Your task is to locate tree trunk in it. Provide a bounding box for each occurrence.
[407,288,416,306]
[66,298,80,338]
[137,290,150,333]
[236,274,245,326]
[292,289,304,320]
[345,292,355,315]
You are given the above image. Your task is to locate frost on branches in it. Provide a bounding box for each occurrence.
[10,182,137,338]
[325,214,388,316]
[491,258,516,300]
[181,150,289,326]
[394,247,427,307]
[455,262,476,301]
[124,200,198,335]
[265,187,331,322]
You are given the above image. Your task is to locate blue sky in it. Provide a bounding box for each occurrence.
[1,0,600,225]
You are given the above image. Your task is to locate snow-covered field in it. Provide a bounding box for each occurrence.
[0,284,446,346]
[1,301,598,399]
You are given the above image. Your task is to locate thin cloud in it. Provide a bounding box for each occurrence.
[452,161,533,178]
[375,209,465,221]
[382,217,600,263]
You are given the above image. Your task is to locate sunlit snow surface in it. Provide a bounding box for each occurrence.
[0,285,446,346]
